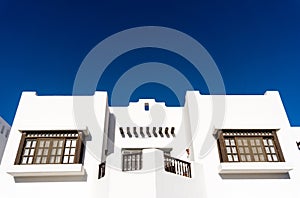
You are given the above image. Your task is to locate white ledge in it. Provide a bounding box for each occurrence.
[7,164,85,177]
[219,162,293,174]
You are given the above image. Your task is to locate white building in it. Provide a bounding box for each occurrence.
[0,116,11,164]
[0,91,300,198]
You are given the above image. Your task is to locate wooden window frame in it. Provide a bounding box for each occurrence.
[15,131,83,165]
[217,130,285,163]
[122,149,143,171]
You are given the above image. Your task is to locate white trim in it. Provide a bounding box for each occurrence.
[7,164,85,177]
[218,162,293,174]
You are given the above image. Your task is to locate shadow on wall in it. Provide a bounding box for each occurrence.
[219,173,290,180]
[107,113,116,156]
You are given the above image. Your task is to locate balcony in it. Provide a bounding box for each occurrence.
[164,155,191,178]
[121,149,191,178]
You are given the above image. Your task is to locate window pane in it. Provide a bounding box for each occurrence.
[252,147,257,154]
[35,157,41,164]
[24,149,29,155]
[244,147,250,153]
[268,139,273,146]
[66,140,71,147]
[63,156,69,163]
[71,140,77,147]
[58,140,64,147]
[230,139,235,146]
[55,156,61,163]
[70,148,76,155]
[128,159,131,170]
[237,139,242,146]
[254,155,259,162]
[50,156,55,163]
[51,149,56,155]
[273,154,278,161]
[243,139,248,146]
[233,155,238,161]
[226,147,231,153]
[69,156,74,163]
[270,147,275,153]
[267,155,272,161]
[246,155,251,161]
[225,139,230,146]
[64,148,70,155]
[41,157,47,163]
[26,141,32,148]
[232,147,237,153]
[239,147,244,153]
[30,149,35,155]
[255,139,260,145]
[22,157,27,164]
[259,155,265,161]
[57,148,62,155]
[39,141,44,147]
[37,149,43,155]
[32,140,36,147]
[240,155,246,161]
[257,147,262,153]
[45,141,50,147]
[227,155,233,162]
[43,149,49,155]
[53,140,58,147]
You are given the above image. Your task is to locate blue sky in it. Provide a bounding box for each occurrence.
[0,0,299,125]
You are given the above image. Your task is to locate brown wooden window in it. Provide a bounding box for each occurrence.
[217,130,285,162]
[15,131,83,165]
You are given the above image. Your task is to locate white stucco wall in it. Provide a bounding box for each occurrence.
[185,91,298,198]
[0,90,300,198]
[0,116,11,164]
[111,99,192,160]
[0,91,110,198]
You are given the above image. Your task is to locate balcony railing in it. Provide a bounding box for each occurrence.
[164,155,191,178]
[98,162,105,179]
[122,152,142,171]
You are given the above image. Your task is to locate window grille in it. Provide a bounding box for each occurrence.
[217,130,285,162]
[15,131,83,165]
